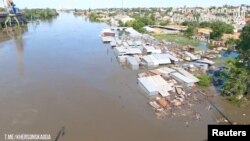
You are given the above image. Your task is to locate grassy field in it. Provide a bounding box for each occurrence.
[154,34,201,47]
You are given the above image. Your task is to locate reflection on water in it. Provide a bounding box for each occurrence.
[0,26,28,75]
[7,27,28,75]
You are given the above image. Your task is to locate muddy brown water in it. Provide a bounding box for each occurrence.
[0,13,249,141]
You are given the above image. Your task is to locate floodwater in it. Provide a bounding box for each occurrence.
[0,13,249,141]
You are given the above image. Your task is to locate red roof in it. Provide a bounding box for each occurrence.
[245,18,250,22]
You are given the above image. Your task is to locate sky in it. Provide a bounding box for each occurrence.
[2,0,250,9]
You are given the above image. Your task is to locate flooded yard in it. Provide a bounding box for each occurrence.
[0,13,249,141]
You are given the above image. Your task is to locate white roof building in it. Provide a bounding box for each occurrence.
[138,75,172,96]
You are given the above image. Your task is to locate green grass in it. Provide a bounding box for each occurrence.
[154,34,201,47]
[197,74,212,88]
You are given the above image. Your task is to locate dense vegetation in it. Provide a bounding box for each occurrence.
[119,17,155,33]
[88,12,101,22]
[184,24,197,38]
[221,22,250,106]
[23,8,58,21]
[182,21,234,40]
[209,21,234,40]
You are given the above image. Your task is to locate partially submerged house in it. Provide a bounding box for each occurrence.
[138,75,172,96]
[142,55,159,67]
[102,36,114,43]
[164,53,179,62]
[141,54,172,67]
[127,56,139,70]
[114,47,142,56]
[143,46,162,54]
[157,67,177,77]
[176,68,199,83]
[101,29,115,37]
[170,72,198,87]
[152,54,172,65]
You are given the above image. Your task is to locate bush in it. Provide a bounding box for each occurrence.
[159,21,170,26]
[197,74,212,87]
[124,17,154,33]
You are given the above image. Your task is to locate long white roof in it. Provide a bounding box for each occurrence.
[171,72,196,83]
[138,75,172,95]
[152,54,171,64]
[177,68,199,82]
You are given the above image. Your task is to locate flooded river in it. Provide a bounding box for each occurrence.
[0,13,249,141]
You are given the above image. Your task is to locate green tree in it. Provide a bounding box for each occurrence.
[226,38,239,49]
[124,16,154,33]
[199,21,211,28]
[23,8,58,21]
[210,21,234,40]
[118,20,124,27]
[236,22,250,68]
[221,58,250,98]
[184,25,196,38]
[221,22,250,105]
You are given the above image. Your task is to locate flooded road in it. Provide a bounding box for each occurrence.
[0,13,249,141]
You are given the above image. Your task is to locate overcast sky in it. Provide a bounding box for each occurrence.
[4,0,250,9]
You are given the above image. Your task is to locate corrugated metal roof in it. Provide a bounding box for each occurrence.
[177,68,199,82]
[114,47,142,56]
[165,53,179,62]
[148,55,160,65]
[152,54,171,64]
[161,67,176,74]
[138,75,172,96]
[171,72,196,83]
[127,56,139,66]
[138,77,158,94]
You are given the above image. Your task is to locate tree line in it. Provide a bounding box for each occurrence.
[183,21,234,40]
[23,8,59,21]
[221,22,250,106]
